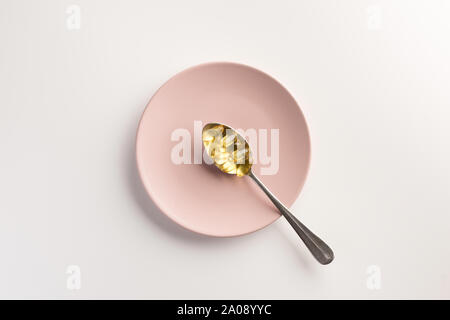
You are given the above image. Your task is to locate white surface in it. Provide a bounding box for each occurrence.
[1,0,449,299]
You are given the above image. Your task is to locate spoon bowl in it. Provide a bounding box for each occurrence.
[202,123,253,176]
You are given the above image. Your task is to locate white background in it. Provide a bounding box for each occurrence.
[1,0,449,299]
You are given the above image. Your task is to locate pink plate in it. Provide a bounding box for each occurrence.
[136,62,311,237]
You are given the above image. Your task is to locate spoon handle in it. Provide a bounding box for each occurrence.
[249,171,334,265]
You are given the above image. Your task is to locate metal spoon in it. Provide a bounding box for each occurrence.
[202,123,334,265]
